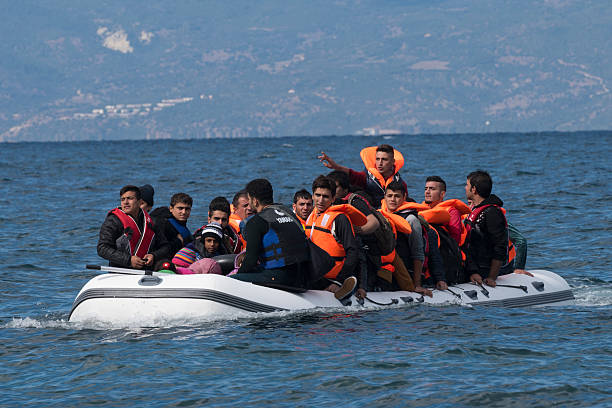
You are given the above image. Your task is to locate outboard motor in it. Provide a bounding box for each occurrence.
[213,254,238,275]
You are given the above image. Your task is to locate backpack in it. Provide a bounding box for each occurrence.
[347,193,396,256]
[432,224,464,285]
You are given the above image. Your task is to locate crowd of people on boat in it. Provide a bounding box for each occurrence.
[97,144,528,301]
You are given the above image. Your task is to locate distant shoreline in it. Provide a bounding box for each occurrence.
[1,129,610,144]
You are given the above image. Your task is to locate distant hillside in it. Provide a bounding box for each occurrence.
[1,0,610,142]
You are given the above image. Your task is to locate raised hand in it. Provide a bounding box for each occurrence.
[318,151,338,169]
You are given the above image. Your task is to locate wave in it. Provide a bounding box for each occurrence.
[4,316,73,329]
[5,263,46,271]
[571,283,612,307]
[2,303,394,332]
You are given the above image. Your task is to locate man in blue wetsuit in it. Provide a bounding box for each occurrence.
[231,178,311,288]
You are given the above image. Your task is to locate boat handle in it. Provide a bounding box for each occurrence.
[138,276,162,286]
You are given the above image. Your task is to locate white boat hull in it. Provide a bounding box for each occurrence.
[69,269,574,326]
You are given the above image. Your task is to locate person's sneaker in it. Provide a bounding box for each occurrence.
[334,276,357,300]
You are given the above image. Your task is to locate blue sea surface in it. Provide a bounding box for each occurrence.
[1,132,611,407]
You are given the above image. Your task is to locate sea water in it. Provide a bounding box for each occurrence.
[0,132,610,407]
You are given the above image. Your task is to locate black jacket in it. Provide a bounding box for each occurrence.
[464,194,509,276]
[97,210,170,268]
[150,206,193,257]
[424,227,445,283]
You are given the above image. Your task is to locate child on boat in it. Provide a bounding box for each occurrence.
[171,223,225,274]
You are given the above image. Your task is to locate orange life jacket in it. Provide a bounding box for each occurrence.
[296,215,307,230]
[111,208,155,258]
[360,146,405,193]
[305,204,366,279]
[420,207,450,226]
[388,201,449,225]
[380,201,440,279]
[381,200,428,213]
[228,213,246,249]
[380,201,445,247]
[427,199,471,246]
[378,209,412,274]
[433,199,471,215]
[229,213,241,233]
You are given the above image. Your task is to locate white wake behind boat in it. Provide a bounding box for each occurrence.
[69,269,575,326]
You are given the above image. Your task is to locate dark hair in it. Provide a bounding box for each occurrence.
[293,189,312,204]
[327,170,350,191]
[353,189,374,207]
[209,196,231,216]
[376,144,395,155]
[426,176,446,191]
[139,184,155,206]
[170,192,193,207]
[232,189,248,207]
[385,180,407,196]
[120,185,141,200]
[312,175,336,196]
[245,179,273,205]
[467,170,492,198]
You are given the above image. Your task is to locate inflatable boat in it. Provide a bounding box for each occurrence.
[69,267,575,325]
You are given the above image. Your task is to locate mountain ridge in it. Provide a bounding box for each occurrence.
[1,0,610,142]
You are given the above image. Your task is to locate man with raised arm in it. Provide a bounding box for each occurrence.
[318,144,407,208]
[97,185,170,269]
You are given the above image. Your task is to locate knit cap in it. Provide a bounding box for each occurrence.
[139,184,155,207]
[198,222,224,241]
[172,246,198,267]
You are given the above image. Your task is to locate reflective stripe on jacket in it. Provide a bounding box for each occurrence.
[305,204,366,279]
[110,208,155,258]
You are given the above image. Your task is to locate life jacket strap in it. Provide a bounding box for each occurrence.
[311,225,332,233]
[263,242,284,261]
